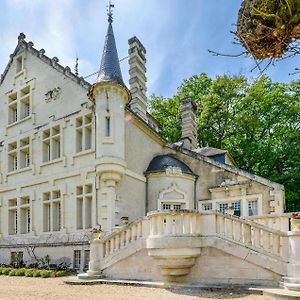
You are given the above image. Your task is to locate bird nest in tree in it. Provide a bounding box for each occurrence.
[237,0,300,59]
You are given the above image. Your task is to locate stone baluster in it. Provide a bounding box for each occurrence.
[115,234,120,250]
[157,215,164,235]
[242,223,252,246]
[272,233,280,255]
[137,221,142,238]
[183,214,191,234]
[225,218,233,239]
[131,224,137,241]
[151,216,158,236]
[233,220,242,242]
[165,215,173,235]
[190,214,197,234]
[120,231,125,248]
[105,241,110,257]
[126,228,131,244]
[217,215,225,235]
[253,227,261,248]
[110,238,115,254]
[262,230,271,251]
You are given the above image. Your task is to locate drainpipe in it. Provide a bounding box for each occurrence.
[145,177,148,215]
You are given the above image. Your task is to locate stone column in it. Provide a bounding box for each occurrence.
[284,227,300,291]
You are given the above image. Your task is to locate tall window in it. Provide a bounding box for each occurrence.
[42,126,61,162]
[248,200,258,216]
[73,250,81,270]
[8,199,18,235]
[8,85,31,124]
[84,250,90,270]
[76,114,92,152]
[8,137,30,172]
[43,190,61,232]
[76,184,93,230]
[8,196,31,235]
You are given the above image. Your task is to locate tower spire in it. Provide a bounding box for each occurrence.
[95,1,125,87]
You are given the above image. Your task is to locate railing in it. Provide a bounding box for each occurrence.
[216,213,288,258]
[101,218,144,258]
[97,211,288,261]
[247,213,291,231]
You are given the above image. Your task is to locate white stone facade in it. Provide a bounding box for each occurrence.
[0,31,286,275]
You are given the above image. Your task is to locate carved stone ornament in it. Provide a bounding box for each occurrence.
[45,87,62,103]
[165,166,182,176]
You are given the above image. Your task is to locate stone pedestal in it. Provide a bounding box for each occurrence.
[284,230,300,291]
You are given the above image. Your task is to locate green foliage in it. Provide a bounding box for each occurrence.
[149,73,300,211]
[15,268,26,276]
[25,269,35,277]
[33,270,41,277]
[2,268,12,275]
[8,269,17,276]
[40,270,52,278]
[55,270,70,277]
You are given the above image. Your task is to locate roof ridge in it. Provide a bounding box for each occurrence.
[170,144,284,190]
[0,33,91,89]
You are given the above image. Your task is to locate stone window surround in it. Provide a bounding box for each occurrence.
[158,183,189,211]
[6,78,35,128]
[42,125,62,163]
[7,136,32,174]
[199,193,262,217]
[75,113,93,153]
[5,192,33,236]
[41,184,66,233]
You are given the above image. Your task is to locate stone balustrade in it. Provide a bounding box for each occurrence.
[248,213,292,231]
[102,218,144,258]
[85,210,300,286]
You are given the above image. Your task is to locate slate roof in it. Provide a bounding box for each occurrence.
[145,154,195,176]
[96,21,125,87]
[192,147,227,157]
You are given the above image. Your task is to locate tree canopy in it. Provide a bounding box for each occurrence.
[149,73,300,211]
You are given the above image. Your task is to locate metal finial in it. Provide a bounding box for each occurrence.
[75,55,79,76]
[107,0,114,23]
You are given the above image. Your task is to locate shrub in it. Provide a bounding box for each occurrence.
[32,270,41,277]
[2,268,13,275]
[40,270,52,278]
[55,270,69,277]
[8,269,17,276]
[15,268,26,276]
[0,267,4,275]
[25,269,35,277]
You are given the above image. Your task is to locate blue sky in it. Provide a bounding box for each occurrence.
[0,0,299,97]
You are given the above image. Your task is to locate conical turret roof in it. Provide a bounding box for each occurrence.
[96,20,125,87]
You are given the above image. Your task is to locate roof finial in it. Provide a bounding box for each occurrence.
[107,0,114,23]
[75,54,79,76]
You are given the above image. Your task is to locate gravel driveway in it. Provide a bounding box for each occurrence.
[0,276,269,299]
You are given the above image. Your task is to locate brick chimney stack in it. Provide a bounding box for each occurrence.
[181,98,198,149]
[128,36,147,122]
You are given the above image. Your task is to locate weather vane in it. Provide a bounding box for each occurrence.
[107,0,114,23]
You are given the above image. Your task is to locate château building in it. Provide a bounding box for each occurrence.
[1,8,296,289]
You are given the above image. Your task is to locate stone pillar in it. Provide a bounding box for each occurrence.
[181,98,197,149]
[128,36,147,122]
[284,227,300,291]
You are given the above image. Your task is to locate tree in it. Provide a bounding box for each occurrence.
[148,73,300,211]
